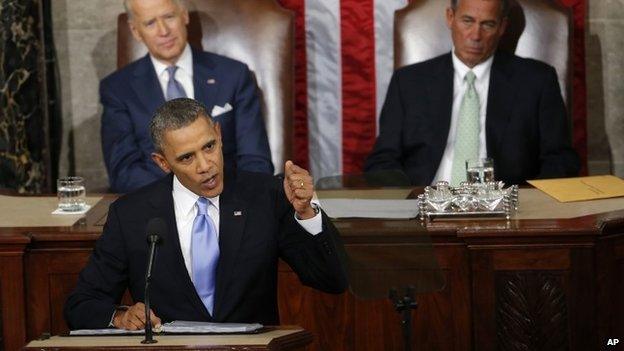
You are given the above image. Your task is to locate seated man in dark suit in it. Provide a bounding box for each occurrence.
[101,0,273,193]
[65,98,347,330]
[364,0,579,186]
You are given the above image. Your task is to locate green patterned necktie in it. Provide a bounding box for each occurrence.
[450,71,480,186]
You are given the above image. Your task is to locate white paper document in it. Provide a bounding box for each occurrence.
[159,321,263,333]
[69,321,263,335]
[319,198,420,219]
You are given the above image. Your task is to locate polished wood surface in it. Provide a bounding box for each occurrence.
[23,326,311,351]
[0,232,29,351]
[1,192,623,350]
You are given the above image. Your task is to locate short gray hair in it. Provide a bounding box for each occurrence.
[150,98,213,152]
[124,0,187,20]
[450,0,510,18]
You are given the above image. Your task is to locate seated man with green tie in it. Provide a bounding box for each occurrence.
[364,0,579,186]
[65,98,347,330]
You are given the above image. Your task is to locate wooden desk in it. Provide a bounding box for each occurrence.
[1,192,623,351]
[23,326,311,351]
[0,231,29,351]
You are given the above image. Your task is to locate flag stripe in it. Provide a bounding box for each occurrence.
[340,0,376,174]
[305,0,343,178]
[278,0,309,169]
[561,0,588,175]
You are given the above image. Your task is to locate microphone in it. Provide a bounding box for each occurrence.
[142,217,165,344]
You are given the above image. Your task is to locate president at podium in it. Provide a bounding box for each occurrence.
[64,98,348,331]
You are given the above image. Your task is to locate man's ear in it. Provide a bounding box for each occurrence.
[181,8,190,26]
[498,16,509,37]
[128,19,143,43]
[151,152,172,173]
[214,122,222,143]
[445,7,455,29]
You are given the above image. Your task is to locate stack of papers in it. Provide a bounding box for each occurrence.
[160,321,263,333]
[69,321,263,335]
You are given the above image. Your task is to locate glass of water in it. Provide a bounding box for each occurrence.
[465,158,494,184]
[57,176,86,212]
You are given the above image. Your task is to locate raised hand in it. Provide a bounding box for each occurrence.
[283,160,316,219]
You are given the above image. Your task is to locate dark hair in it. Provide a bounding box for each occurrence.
[450,0,510,18]
[149,98,212,152]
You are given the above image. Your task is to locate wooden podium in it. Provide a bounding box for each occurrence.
[23,327,311,351]
[2,188,624,350]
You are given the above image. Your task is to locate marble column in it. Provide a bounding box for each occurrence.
[0,0,50,193]
[588,1,624,176]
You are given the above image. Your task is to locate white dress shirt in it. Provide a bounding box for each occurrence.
[172,176,323,282]
[150,43,195,99]
[432,50,493,184]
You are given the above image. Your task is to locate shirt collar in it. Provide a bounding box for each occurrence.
[451,48,494,83]
[172,175,220,217]
[150,43,193,78]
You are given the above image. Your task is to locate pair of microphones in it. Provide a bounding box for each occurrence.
[142,217,166,344]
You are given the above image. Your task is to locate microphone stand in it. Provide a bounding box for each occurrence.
[141,235,159,344]
[389,286,418,351]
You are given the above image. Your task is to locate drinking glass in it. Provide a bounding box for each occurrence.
[465,158,494,184]
[57,176,86,212]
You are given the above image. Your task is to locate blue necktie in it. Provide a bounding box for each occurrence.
[165,66,187,100]
[191,197,220,315]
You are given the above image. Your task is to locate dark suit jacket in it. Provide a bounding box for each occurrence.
[100,48,274,193]
[64,172,348,329]
[364,51,580,185]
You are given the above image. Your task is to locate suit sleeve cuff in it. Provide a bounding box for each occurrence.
[108,305,129,328]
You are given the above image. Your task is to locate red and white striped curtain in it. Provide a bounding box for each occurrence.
[278,0,587,179]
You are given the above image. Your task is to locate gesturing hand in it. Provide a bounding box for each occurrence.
[283,160,316,220]
[112,302,161,331]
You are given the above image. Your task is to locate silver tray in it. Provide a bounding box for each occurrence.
[418,182,518,221]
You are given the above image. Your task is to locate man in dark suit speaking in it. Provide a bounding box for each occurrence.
[65,98,347,330]
[101,0,273,193]
[364,0,579,186]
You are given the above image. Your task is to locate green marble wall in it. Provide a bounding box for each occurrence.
[0,0,49,193]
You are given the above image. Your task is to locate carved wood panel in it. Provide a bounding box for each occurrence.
[0,254,26,351]
[278,269,352,351]
[617,244,624,341]
[0,279,3,351]
[495,271,569,351]
[25,250,91,340]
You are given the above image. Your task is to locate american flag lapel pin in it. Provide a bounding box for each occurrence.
[234,210,242,216]
[207,78,216,84]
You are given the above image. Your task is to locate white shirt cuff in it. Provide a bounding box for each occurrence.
[294,203,323,235]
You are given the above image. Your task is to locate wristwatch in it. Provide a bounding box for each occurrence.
[296,203,320,220]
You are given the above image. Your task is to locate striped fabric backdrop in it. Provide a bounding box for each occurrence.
[277,0,587,180]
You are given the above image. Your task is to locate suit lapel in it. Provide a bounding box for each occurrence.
[148,175,211,320]
[213,173,248,320]
[486,52,516,156]
[131,55,165,113]
[427,54,454,179]
[192,49,219,111]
